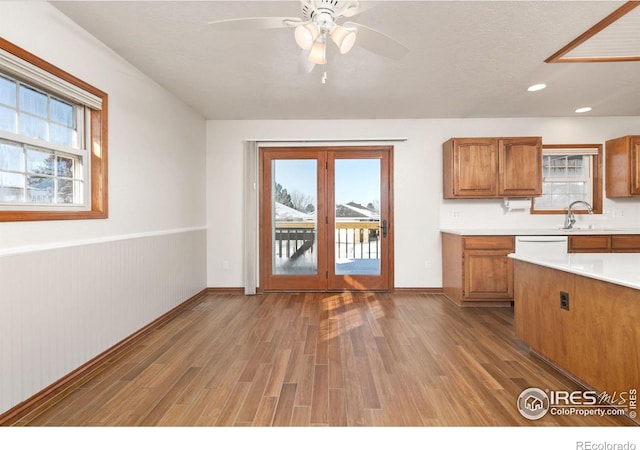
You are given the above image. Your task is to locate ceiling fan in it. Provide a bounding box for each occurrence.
[208,0,409,73]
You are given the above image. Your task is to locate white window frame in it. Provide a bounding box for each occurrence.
[0,74,92,210]
[532,144,602,215]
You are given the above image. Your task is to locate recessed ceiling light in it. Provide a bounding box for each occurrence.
[527,83,547,92]
[575,107,592,113]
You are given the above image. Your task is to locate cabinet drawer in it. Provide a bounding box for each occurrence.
[464,236,514,251]
[611,235,640,252]
[568,235,611,253]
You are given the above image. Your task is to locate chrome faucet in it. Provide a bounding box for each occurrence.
[564,200,594,229]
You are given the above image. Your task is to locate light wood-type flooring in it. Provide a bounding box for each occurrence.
[13,292,634,426]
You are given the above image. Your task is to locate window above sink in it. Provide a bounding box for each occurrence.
[531,144,603,216]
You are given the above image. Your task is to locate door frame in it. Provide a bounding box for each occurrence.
[259,148,327,291]
[259,145,394,292]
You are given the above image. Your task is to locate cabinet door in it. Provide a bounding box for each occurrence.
[452,138,497,197]
[464,250,514,299]
[606,135,640,198]
[631,136,640,195]
[611,235,640,252]
[498,137,542,197]
[568,235,611,253]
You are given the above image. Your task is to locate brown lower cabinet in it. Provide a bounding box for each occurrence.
[443,233,640,307]
[441,233,514,306]
[567,235,611,253]
[569,234,640,253]
[515,260,639,423]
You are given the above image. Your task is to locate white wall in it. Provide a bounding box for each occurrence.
[0,3,207,415]
[0,2,206,249]
[206,117,640,289]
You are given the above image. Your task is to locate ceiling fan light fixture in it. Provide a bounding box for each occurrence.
[294,22,320,50]
[308,37,327,64]
[330,25,357,54]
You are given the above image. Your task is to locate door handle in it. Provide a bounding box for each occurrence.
[381,219,388,238]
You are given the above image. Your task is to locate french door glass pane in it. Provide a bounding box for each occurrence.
[334,159,381,275]
[271,159,317,275]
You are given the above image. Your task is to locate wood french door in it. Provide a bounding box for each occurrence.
[260,146,393,291]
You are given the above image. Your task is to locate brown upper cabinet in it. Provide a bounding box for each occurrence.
[605,135,640,198]
[443,137,542,198]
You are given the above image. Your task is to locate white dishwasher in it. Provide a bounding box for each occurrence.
[514,235,568,258]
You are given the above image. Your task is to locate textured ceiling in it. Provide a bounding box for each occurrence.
[50,1,640,120]
[563,5,640,59]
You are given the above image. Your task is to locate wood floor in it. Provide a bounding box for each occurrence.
[12,292,633,426]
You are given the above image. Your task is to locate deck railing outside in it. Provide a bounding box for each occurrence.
[335,221,379,260]
[274,221,380,260]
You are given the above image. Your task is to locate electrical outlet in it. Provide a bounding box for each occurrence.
[612,209,625,218]
[560,291,570,310]
[425,260,432,269]
[452,211,460,218]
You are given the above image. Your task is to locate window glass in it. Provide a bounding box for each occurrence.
[0,105,16,133]
[26,148,54,176]
[0,140,24,171]
[50,122,74,146]
[0,76,84,207]
[26,175,53,203]
[533,146,601,213]
[19,84,48,118]
[0,75,16,107]
[19,112,48,140]
[57,179,74,203]
[0,75,79,148]
[543,155,586,179]
[57,156,74,178]
[0,172,24,202]
[50,98,74,127]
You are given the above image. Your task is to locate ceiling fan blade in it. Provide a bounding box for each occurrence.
[344,21,409,60]
[208,16,304,31]
[298,50,316,74]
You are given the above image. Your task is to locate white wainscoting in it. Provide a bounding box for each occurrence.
[0,228,206,415]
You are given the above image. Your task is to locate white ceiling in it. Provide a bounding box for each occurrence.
[50,0,640,120]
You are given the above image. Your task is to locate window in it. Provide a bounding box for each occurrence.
[0,37,107,221]
[532,144,602,214]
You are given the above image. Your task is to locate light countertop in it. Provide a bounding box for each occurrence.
[508,253,640,291]
[441,228,640,236]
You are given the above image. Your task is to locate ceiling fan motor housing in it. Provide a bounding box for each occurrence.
[301,0,359,21]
